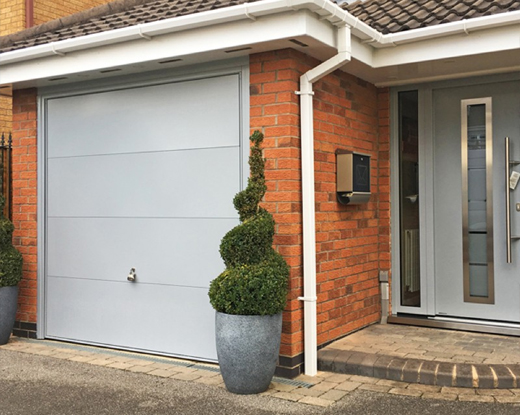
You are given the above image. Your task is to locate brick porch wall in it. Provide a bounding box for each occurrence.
[250,49,390,374]
[11,88,38,337]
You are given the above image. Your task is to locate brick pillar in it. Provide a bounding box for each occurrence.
[250,49,310,377]
[11,88,38,338]
[250,49,391,376]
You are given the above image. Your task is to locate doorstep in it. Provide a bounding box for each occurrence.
[318,324,520,389]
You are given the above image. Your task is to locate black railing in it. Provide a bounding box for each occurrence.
[0,132,12,220]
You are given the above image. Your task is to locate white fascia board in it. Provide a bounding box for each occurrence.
[383,10,520,47]
[0,11,335,85]
[373,24,520,68]
[351,36,373,66]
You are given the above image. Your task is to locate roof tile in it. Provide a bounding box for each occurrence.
[347,0,520,34]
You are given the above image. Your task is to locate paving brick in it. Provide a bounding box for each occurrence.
[505,365,520,388]
[477,389,513,396]
[297,388,326,397]
[272,392,305,402]
[345,352,370,375]
[271,382,298,392]
[171,372,202,381]
[88,359,114,366]
[335,381,362,392]
[309,381,338,392]
[325,374,351,383]
[418,361,438,385]
[458,394,495,403]
[349,375,379,384]
[402,359,422,383]
[369,355,392,380]
[298,396,333,407]
[495,395,520,404]
[330,350,355,374]
[422,392,458,401]
[148,369,176,378]
[474,365,496,389]
[407,383,441,393]
[388,388,422,397]
[456,364,475,388]
[436,363,455,387]
[441,387,475,395]
[319,389,349,401]
[358,384,392,393]
[317,348,340,372]
[386,358,406,382]
[69,355,99,363]
[127,365,157,374]
[376,379,408,388]
[194,376,223,386]
[106,362,135,370]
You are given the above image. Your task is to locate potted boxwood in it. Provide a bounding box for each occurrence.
[208,130,289,394]
[0,194,23,345]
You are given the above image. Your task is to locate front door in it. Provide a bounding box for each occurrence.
[434,80,520,322]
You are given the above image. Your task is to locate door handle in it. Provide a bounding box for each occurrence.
[127,267,136,282]
[506,137,512,263]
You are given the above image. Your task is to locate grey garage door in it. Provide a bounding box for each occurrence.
[44,74,242,361]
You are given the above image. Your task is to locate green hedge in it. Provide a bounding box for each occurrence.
[209,131,289,315]
[0,195,23,288]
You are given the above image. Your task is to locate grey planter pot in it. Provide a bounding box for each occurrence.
[0,285,18,345]
[216,312,282,395]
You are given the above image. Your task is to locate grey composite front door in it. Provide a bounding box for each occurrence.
[433,80,520,322]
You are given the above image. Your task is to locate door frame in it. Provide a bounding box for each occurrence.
[36,58,250,339]
[390,71,520,318]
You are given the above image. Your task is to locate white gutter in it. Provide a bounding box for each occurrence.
[2,0,520,66]
[297,24,351,376]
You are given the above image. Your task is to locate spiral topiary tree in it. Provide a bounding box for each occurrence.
[209,131,289,315]
[0,194,23,288]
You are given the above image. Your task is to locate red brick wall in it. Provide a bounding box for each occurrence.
[250,49,391,359]
[11,88,38,325]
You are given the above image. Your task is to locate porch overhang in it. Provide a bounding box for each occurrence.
[0,0,519,90]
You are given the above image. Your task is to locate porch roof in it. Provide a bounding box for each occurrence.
[1,0,520,54]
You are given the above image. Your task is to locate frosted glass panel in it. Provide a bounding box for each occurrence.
[464,102,491,300]
[469,265,488,297]
[398,90,421,307]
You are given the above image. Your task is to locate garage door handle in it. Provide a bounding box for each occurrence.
[127,268,136,282]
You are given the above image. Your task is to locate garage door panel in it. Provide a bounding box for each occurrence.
[47,217,236,288]
[47,74,240,158]
[46,276,217,361]
[48,146,240,218]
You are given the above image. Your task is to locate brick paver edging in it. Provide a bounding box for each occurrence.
[4,338,520,406]
[319,348,520,389]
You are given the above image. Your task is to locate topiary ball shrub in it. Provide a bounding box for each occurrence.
[0,195,23,288]
[209,131,289,316]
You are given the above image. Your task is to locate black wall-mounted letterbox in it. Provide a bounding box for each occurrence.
[336,149,371,205]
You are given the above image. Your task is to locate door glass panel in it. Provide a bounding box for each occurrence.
[398,90,420,307]
[462,99,494,303]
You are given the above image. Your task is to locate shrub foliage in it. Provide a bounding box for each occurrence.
[0,195,23,288]
[209,131,289,315]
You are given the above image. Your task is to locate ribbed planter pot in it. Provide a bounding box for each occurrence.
[0,285,18,345]
[215,312,282,394]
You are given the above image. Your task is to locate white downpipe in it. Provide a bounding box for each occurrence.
[297,24,351,376]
